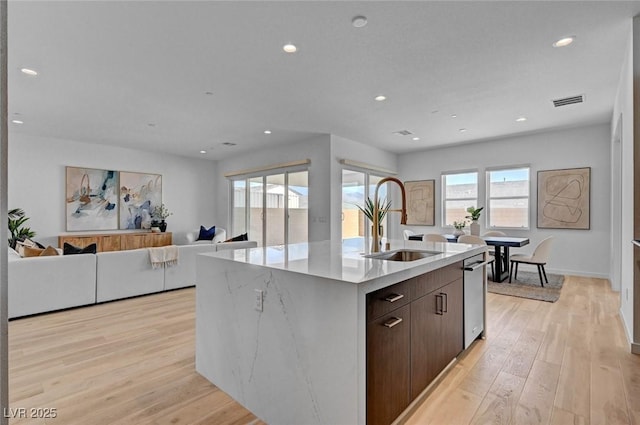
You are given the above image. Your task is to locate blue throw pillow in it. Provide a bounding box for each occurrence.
[197,225,216,241]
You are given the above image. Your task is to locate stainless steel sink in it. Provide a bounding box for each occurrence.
[364,249,441,262]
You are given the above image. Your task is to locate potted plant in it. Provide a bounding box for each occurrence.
[151,204,172,232]
[465,206,483,236]
[452,220,467,236]
[356,197,391,237]
[8,208,35,249]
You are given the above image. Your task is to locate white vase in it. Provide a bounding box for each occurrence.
[470,220,480,236]
[453,229,465,236]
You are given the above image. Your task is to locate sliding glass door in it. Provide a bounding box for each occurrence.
[231,170,308,247]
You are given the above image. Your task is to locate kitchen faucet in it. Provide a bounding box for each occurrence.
[372,177,407,252]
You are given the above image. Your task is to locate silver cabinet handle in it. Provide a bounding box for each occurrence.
[441,292,448,313]
[384,293,404,303]
[633,240,640,248]
[464,260,494,271]
[435,294,444,315]
[383,317,403,328]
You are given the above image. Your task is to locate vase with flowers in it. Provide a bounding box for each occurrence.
[151,203,172,232]
[452,220,467,237]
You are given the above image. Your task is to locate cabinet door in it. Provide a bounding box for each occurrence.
[59,236,101,252]
[121,234,149,250]
[410,292,442,399]
[367,304,410,425]
[440,278,464,363]
[101,235,121,252]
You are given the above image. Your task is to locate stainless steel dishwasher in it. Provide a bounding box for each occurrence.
[463,253,490,348]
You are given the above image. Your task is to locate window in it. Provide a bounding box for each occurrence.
[231,169,309,247]
[442,171,478,226]
[486,167,530,229]
[341,169,388,245]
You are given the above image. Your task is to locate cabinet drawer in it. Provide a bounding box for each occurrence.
[367,279,411,321]
[411,261,463,300]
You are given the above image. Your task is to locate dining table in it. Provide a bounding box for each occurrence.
[439,234,530,282]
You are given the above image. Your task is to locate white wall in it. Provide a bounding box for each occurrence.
[612,24,634,344]
[8,133,217,247]
[214,134,332,242]
[398,124,611,278]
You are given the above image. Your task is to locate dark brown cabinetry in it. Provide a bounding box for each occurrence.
[366,262,463,425]
[410,278,463,399]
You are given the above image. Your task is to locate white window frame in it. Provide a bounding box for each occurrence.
[229,165,309,246]
[441,170,478,228]
[485,165,531,230]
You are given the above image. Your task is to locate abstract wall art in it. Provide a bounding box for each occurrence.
[405,179,435,226]
[537,167,590,230]
[66,166,119,231]
[119,171,162,230]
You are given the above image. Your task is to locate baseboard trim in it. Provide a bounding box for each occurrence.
[619,307,639,354]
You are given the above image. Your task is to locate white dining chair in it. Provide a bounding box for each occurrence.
[457,235,495,280]
[508,236,554,287]
[424,234,447,243]
[482,230,506,237]
[403,229,416,240]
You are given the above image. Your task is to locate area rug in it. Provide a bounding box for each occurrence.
[488,271,564,302]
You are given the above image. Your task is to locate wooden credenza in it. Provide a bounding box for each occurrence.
[58,232,172,252]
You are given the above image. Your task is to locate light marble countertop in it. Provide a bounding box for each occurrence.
[199,238,485,284]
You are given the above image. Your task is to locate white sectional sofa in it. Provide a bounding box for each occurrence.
[8,249,97,318]
[8,229,257,318]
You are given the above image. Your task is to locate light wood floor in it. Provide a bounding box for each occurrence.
[7,276,639,425]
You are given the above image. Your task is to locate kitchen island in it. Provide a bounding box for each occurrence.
[195,239,486,425]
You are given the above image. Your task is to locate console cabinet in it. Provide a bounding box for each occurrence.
[59,232,172,252]
[366,262,463,425]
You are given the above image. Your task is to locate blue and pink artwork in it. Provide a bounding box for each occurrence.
[119,171,162,230]
[66,166,119,231]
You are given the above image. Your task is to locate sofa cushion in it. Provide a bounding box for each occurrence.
[23,246,44,257]
[40,246,60,257]
[225,233,248,242]
[7,247,20,260]
[64,242,98,255]
[197,225,216,241]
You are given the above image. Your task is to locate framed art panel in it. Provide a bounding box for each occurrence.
[405,179,435,226]
[537,167,590,229]
[119,171,162,230]
[65,166,119,231]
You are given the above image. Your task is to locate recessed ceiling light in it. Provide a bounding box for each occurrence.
[283,44,297,53]
[20,68,38,76]
[11,119,23,124]
[451,114,457,118]
[200,150,207,154]
[352,16,368,28]
[516,116,527,122]
[222,142,237,146]
[204,91,213,96]
[264,130,272,134]
[459,128,467,133]
[412,137,420,141]
[374,95,386,101]
[431,110,439,114]
[147,123,156,127]
[553,36,575,48]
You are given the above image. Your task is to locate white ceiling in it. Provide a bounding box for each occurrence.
[8,1,640,160]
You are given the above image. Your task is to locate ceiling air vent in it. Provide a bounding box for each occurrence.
[392,130,413,136]
[552,94,584,107]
